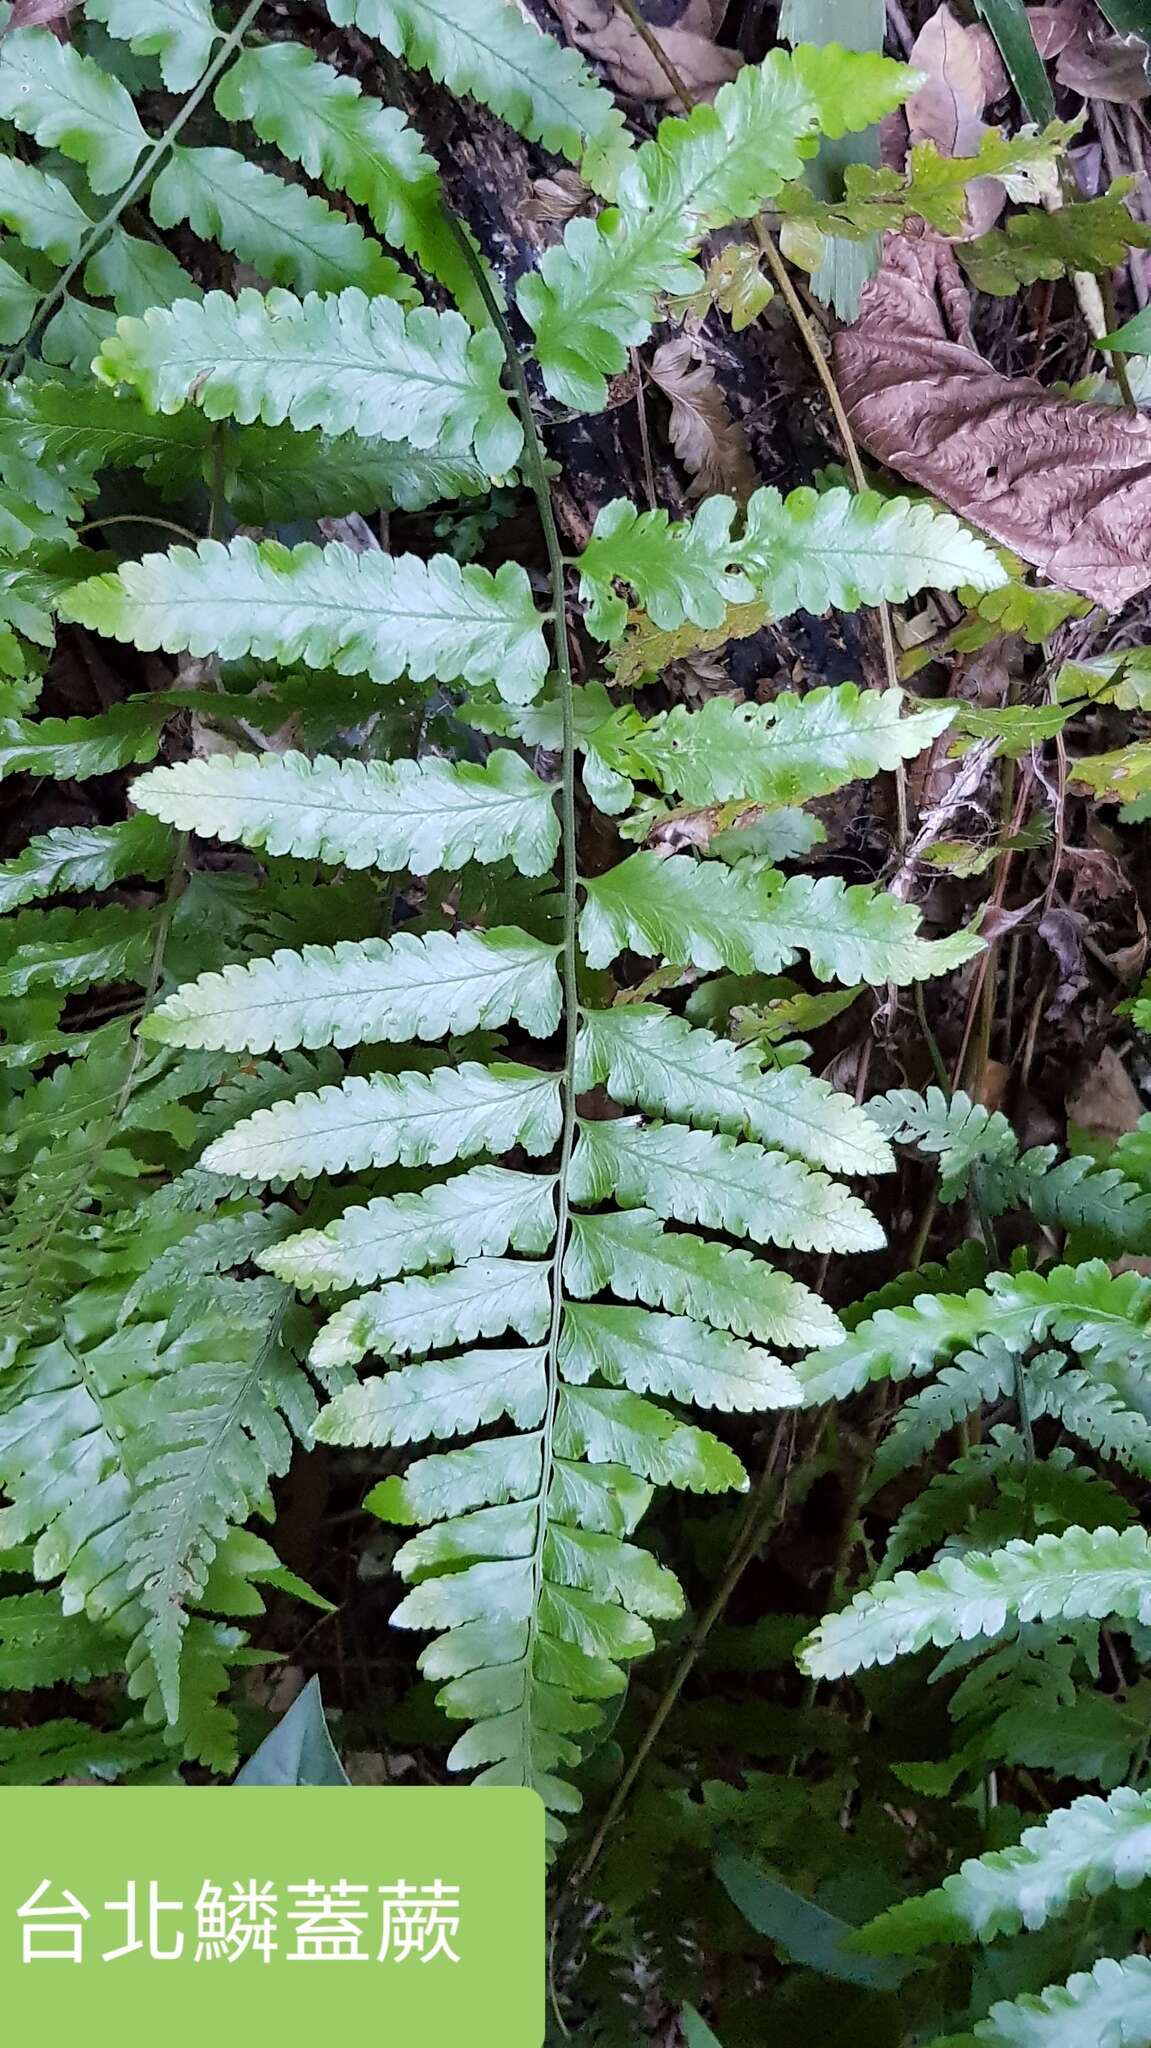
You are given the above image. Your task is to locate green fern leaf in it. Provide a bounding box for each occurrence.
[619,685,954,807]
[83,228,200,318]
[0,699,172,781]
[260,1167,557,1293]
[317,1346,548,1447]
[0,1594,122,1689]
[0,903,158,996]
[798,1525,1151,1680]
[576,492,1002,639]
[95,288,522,475]
[556,1383,747,1495]
[574,1003,893,1175]
[215,42,474,311]
[962,184,1151,295]
[86,0,218,90]
[570,1117,884,1254]
[0,156,91,264]
[321,0,628,176]
[126,1309,309,1720]
[223,421,491,523]
[798,1260,1151,1404]
[735,486,1006,615]
[142,928,562,1053]
[0,1718,164,1785]
[520,49,913,407]
[564,1209,841,1348]
[312,1257,553,1370]
[63,537,546,698]
[0,28,147,194]
[201,1061,562,1183]
[580,852,982,985]
[0,815,171,914]
[1041,1368,1151,1481]
[149,146,415,300]
[859,1784,1151,1951]
[870,1341,1022,1490]
[958,1954,1151,2048]
[559,1303,802,1413]
[130,748,559,875]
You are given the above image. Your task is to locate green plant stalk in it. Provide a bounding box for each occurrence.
[2,0,266,380]
[442,212,581,1779]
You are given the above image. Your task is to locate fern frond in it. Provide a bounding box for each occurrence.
[0,903,159,996]
[798,1525,1151,1679]
[0,816,170,914]
[316,1346,549,1448]
[558,1304,803,1414]
[962,184,1151,295]
[574,1004,893,1175]
[869,1342,1031,1491]
[576,490,1004,637]
[149,147,415,301]
[63,537,547,698]
[796,1261,1151,1404]
[0,1593,122,1689]
[95,288,522,475]
[735,486,1006,616]
[0,27,147,195]
[519,49,913,407]
[214,42,474,309]
[564,1208,842,1348]
[142,929,563,1052]
[260,1168,558,1293]
[312,1257,553,1371]
[859,1784,1151,1951]
[569,1118,884,1254]
[222,422,492,523]
[0,699,171,780]
[321,0,629,178]
[580,853,982,986]
[200,1062,563,1183]
[0,157,91,265]
[130,749,559,875]
[86,0,219,91]
[873,1086,1019,1195]
[618,685,954,808]
[953,1954,1151,2048]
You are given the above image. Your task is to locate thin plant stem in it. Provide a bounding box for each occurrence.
[3,0,265,379]
[443,211,582,1811]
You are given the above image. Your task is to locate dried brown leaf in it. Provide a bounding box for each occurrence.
[549,0,739,100]
[1056,28,1150,105]
[524,169,589,223]
[648,336,757,502]
[834,232,1151,610]
[908,6,989,155]
[1027,3,1084,61]
[907,6,1006,233]
[1067,1044,1144,1139]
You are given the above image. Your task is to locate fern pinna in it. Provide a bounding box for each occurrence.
[788,1088,1151,2046]
[0,5,1016,1821]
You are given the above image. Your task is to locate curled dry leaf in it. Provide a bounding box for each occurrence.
[549,0,740,101]
[834,231,1151,610]
[647,336,758,502]
[1067,1043,1145,1141]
